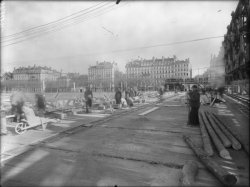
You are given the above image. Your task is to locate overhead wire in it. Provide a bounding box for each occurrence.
[1,2,114,45]
[1,2,130,47]
[1,1,108,39]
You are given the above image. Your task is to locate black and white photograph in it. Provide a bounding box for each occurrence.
[0,0,249,186]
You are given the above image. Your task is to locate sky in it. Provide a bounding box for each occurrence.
[1,0,238,76]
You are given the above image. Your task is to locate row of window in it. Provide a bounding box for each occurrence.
[88,76,113,80]
[127,73,189,78]
[127,71,189,75]
[127,63,189,69]
[127,68,189,72]
[89,70,113,74]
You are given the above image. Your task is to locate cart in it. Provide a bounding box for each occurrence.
[6,107,59,135]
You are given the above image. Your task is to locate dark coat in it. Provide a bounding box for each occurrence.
[115,91,122,100]
[84,89,93,100]
[188,90,200,108]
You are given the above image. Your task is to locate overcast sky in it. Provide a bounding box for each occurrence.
[1,0,237,76]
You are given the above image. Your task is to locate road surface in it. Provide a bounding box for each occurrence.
[1,92,249,186]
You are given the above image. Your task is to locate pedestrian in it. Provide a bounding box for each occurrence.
[159,87,163,96]
[84,86,93,113]
[115,87,122,104]
[125,88,133,107]
[125,88,130,99]
[187,85,200,126]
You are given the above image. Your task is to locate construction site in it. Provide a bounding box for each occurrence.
[0,89,249,186]
[1,0,249,186]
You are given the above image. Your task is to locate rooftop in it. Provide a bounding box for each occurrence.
[13,65,60,73]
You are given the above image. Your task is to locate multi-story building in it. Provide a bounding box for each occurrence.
[88,61,118,92]
[1,65,61,92]
[13,65,60,81]
[125,56,192,90]
[223,0,249,94]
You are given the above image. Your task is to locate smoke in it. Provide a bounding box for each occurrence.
[209,46,225,89]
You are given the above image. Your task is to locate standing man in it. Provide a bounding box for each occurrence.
[84,86,93,113]
[187,85,200,126]
[115,88,122,104]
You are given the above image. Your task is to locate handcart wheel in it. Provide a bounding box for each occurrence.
[15,122,27,134]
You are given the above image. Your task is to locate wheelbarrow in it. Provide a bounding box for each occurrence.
[6,115,50,135]
[6,107,59,135]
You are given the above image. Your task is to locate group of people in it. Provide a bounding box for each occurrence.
[83,86,139,113]
[115,87,138,107]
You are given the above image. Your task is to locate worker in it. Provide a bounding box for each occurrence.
[10,91,25,122]
[84,86,93,113]
[187,85,200,126]
[115,87,122,104]
[125,88,133,107]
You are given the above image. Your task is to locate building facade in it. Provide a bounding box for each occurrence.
[223,0,249,94]
[13,65,60,81]
[88,61,118,92]
[1,66,62,92]
[125,56,192,90]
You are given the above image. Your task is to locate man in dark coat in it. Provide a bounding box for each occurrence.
[187,85,200,126]
[115,88,122,104]
[84,86,93,113]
